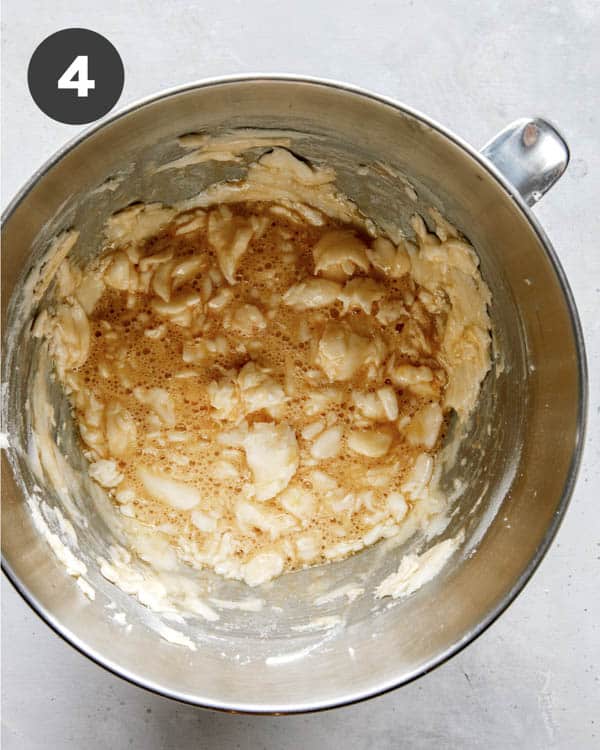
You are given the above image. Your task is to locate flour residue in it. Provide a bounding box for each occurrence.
[375,532,464,599]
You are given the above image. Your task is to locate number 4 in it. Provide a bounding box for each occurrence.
[58,55,95,98]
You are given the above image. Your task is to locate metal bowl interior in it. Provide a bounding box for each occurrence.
[1,77,586,713]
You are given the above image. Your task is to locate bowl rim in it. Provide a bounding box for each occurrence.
[1,73,588,714]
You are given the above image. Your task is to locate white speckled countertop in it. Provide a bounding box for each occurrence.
[2,1,599,747]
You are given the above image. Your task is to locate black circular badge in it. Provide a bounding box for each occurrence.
[28,28,124,125]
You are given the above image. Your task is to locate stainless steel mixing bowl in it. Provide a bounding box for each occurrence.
[1,76,587,713]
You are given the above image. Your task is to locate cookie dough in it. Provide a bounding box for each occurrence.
[35,148,491,587]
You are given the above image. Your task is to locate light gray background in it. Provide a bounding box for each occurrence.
[1,1,599,748]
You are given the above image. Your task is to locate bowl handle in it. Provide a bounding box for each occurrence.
[480,118,570,206]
